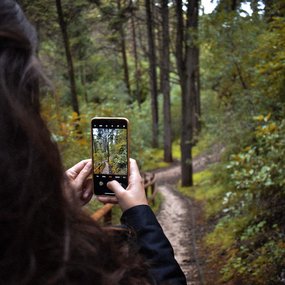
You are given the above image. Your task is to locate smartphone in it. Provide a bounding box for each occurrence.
[91,117,129,196]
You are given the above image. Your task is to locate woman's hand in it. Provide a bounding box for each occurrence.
[65,159,93,206]
[97,158,148,212]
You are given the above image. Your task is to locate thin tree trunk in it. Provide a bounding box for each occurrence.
[195,47,201,135]
[80,65,88,104]
[231,0,240,11]
[175,0,184,83]
[152,1,162,94]
[250,0,259,16]
[161,0,172,162]
[130,2,141,106]
[107,142,110,164]
[55,0,80,115]
[216,0,240,12]
[145,0,159,148]
[158,13,163,94]
[117,0,131,97]
[121,33,131,96]
[189,0,200,139]
[264,0,273,20]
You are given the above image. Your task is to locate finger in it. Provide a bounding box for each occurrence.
[80,191,93,206]
[76,160,93,185]
[107,180,125,196]
[97,196,118,204]
[66,159,91,179]
[82,179,93,199]
[129,158,142,182]
[129,158,139,173]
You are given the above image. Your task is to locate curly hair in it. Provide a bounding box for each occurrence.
[0,1,151,284]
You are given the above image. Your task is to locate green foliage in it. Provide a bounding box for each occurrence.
[228,116,285,191]
[178,126,285,283]
[195,12,285,285]
[252,16,285,108]
[25,2,285,283]
[200,116,285,284]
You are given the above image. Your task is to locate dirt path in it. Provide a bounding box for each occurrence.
[157,185,202,284]
[102,161,110,174]
[154,144,223,284]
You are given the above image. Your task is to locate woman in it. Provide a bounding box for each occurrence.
[0,0,186,284]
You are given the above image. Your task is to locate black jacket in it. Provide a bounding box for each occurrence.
[121,205,187,285]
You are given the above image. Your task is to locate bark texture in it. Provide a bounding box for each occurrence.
[55,0,79,115]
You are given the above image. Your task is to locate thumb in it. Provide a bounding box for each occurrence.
[107,180,125,196]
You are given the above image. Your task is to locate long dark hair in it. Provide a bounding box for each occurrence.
[0,1,150,284]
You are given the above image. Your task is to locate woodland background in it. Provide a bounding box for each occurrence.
[20,0,285,284]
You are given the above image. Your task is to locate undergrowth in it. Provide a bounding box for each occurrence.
[178,116,285,284]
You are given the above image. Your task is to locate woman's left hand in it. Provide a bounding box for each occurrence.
[65,159,93,206]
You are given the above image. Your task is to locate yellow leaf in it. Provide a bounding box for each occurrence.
[268,122,277,132]
[72,112,79,121]
[254,115,264,122]
[264,113,271,122]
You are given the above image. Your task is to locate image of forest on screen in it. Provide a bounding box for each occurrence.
[93,128,127,175]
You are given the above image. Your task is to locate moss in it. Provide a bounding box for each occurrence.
[172,131,216,162]
[178,168,226,217]
[192,134,211,157]
[141,148,170,171]
[206,215,251,250]
[193,169,213,184]
[172,140,181,160]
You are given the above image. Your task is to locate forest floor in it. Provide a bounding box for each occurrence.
[153,144,223,285]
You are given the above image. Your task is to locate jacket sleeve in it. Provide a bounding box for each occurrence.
[121,205,187,285]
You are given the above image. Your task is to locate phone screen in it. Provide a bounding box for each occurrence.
[91,118,129,195]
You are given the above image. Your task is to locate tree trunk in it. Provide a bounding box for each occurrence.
[263,0,276,20]
[145,0,159,148]
[231,0,240,11]
[117,0,131,97]
[175,0,199,187]
[250,0,259,17]
[158,13,163,94]
[175,0,193,186]
[217,0,241,12]
[182,0,199,186]
[130,1,141,106]
[195,47,201,135]
[175,0,184,83]
[80,65,88,104]
[180,66,193,187]
[161,0,172,162]
[188,0,200,140]
[120,31,131,97]
[55,0,80,115]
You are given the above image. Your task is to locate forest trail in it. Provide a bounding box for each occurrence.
[102,161,110,174]
[154,145,223,284]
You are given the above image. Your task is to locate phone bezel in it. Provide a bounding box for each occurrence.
[91,117,130,196]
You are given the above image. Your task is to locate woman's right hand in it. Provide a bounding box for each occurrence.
[97,158,148,212]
